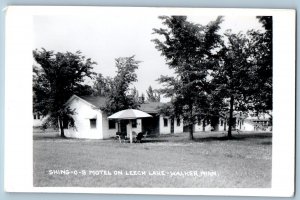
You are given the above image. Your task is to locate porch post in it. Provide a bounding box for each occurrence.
[129,120,133,143]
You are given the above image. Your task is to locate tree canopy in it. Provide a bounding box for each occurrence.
[153,16,223,140]
[248,16,273,113]
[33,48,96,137]
[146,86,160,102]
[92,73,112,97]
[153,15,272,139]
[210,17,272,137]
[99,56,141,115]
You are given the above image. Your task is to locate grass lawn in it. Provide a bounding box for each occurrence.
[33,129,272,188]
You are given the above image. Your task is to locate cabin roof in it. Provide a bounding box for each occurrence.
[139,102,165,114]
[69,95,165,114]
[79,96,107,108]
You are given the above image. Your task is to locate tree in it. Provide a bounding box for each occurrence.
[146,85,160,102]
[211,31,253,138]
[130,87,145,104]
[153,16,223,140]
[92,73,112,96]
[33,48,96,137]
[100,56,141,115]
[211,19,272,138]
[140,93,145,104]
[248,16,273,113]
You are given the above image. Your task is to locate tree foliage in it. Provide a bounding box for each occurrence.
[211,31,254,137]
[153,16,223,140]
[146,85,160,102]
[33,48,96,137]
[100,56,141,115]
[92,73,112,96]
[211,16,272,137]
[248,16,273,113]
[153,15,272,139]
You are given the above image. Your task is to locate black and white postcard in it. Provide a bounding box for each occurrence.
[4,6,295,196]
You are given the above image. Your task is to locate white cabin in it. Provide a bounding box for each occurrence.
[62,95,142,139]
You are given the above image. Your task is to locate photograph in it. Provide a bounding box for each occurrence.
[32,9,273,188]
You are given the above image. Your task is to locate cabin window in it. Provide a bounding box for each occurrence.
[197,118,201,125]
[108,120,116,129]
[90,119,97,129]
[132,119,137,128]
[176,118,181,126]
[163,118,168,127]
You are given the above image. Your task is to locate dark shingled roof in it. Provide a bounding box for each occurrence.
[79,95,165,113]
[139,102,165,114]
[80,96,107,108]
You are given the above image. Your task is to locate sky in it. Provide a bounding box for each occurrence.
[33,10,264,101]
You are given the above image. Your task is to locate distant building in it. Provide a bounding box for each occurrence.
[192,111,272,132]
[33,112,45,127]
[243,112,272,131]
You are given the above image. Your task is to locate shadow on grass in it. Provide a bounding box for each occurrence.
[193,136,244,142]
[140,132,272,145]
[141,139,169,143]
[33,128,272,147]
[260,141,272,145]
[192,132,272,144]
[33,135,61,141]
[33,135,89,142]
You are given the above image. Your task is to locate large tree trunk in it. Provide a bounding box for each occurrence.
[58,117,66,138]
[189,124,194,140]
[228,96,234,138]
[189,103,194,140]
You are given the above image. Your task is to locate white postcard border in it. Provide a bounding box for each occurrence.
[4,6,296,197]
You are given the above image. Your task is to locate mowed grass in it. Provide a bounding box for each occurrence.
[33,129,272,188]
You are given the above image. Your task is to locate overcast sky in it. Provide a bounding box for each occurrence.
[33,11,263,101]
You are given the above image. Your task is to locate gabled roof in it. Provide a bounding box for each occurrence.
[65,95,166,114]
[139,102,165,114]
[80,97,166,113]
[65,95,106,109]
[80,96,166,114]
[80,96,107,108]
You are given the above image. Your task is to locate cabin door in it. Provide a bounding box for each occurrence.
[170,118,174,134]
[120,120,128,134]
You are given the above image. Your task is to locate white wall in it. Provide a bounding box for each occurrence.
[174,118,183,134]
[33,114,48,127]
[218,119,226,131]
[159,116,183,134]
[159,116,170,134]
[194,120,211,132]
[132,119,142,135]
[101,112,118,139]
[243,121,255,131]
[63,97,103,139]
[126,119,142,137]
[33,118,43,127]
